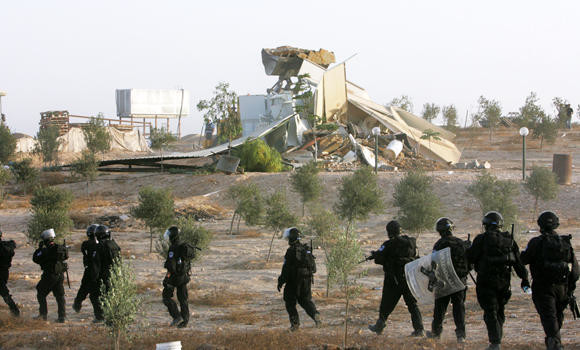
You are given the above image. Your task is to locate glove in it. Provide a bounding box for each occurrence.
[38,241,44,249]
[521,279,530,290]
[277,281,283,292]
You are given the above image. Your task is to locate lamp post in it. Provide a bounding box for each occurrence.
[372,127,381,174]
[519,127,529,180]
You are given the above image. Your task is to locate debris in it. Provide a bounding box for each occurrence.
[466,160,480,169]
[342,151,357,163]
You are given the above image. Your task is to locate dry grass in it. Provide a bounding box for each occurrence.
[191,287,258,307]
[239,229,263,238]
[228,259,280,270]
[71,197,115,211]
[214,309,259,325]
[136,281,161,294]
[0,194,31,209]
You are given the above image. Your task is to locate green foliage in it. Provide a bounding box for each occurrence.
[131,186,175,253]
[235,138,284,172]
[156,216,213,261]
[83,116,112,154]
[475,96,502,141]
[387,95,413,113]
[289,162,322,216]
[524,166,559,215]
[197,82,241,144]
[316,123,339,132]
[334,166,384,232]
[327,229,364,348]
[227,183,264,234]
[10,158,38,194]
[442,105,458,129]
[34,125,61,166]
[27,186,73,243]
[0,124,16,163]
[99,257,142,350]
[421,103,440,122]
[532,115,558,150]
[265,190,298,262]
[553,97,569,127]
[393,171,441,233]
[467,172,520,226]
[420,129,442,149]
[71,150,99,181]
[149,127,176,151]
[0,166,11,203]
[515,92,545,128]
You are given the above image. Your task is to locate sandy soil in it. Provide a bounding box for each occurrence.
[0,127,579,349]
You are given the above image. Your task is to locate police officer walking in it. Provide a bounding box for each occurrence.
[96,225,120,292]
[73,224,104,322]
[32,229,68,322]
[467,211,530,350]
[368,220,424,336]
[521,211,579,350]
[0,229,20,316]
[162,226,196,328]
[277,227,320,331]
[427,218,470,343]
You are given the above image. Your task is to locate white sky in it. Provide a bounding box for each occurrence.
[1,0,579,136]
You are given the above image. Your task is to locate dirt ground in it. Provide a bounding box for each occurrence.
[0,127,579,350]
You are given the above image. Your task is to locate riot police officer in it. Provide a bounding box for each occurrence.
[32,228,68,322]
[0,229,19,316]
[427,217,470,343]
[368,220,424,336]
[521,211,579,350]
[73,224,103,322]
[162,226,196,328]
[277,227,320,331]
[96,225,120,292]
[467,211,530,350]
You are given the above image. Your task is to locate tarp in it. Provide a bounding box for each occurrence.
[15,136,36,153]
[404,247,466,304]
[55,127,150,153]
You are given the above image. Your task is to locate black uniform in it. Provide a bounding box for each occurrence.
[99,237,121,291]
[163,241,195,326]
[0,238,20,316]
[430,233,470,339]
[277,240,319,328]
[33,241,68,321]
[467,228,528,347]
[521,231,579,349]
[73,238,103,319]
[372,235,423,333]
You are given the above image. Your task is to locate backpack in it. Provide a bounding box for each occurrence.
[53,244,69,274]
[482,231,514,274]
[441,237,470,278]
[540,234,571,283]
[295,243,316,276]
[393,235,417,266]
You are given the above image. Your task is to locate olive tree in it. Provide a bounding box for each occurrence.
[83,115,112,156]
[264,190,298,262]
[532,116,558,150]
[387,95,413,113]
[70,150,99,197]
[149,127,176,172]
[197,82,241,145]
[467,171,520,226]
[10,158,38,195]
[34,125,61,166]
[0,124,16,163]
[0,166,11,204]
[27,186,73,243]
[334,166,384,235]
[227,183,264,235]
[99,257,142,350]
[289,161,322,216]
[393,171,441,233]
[156,216,212,262]
[131,186,175,253]
[442,105,458,129]
[421,103,440,123]
[524,166,559,218]
[475,96,502,142]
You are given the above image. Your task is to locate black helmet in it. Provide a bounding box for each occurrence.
[95,225,110,240]
[537,211,559,231]
[386,220,401,237]
[164,226,179,243]
[283,227,300,243]
[86,224,99,238]
[435,217,454,234]
[482,211,503,229]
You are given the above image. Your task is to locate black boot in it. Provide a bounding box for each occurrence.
[546,337,563,350]
[289,315,300,332]
[368,318,386,335]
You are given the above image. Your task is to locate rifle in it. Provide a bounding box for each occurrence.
[466,233,477,286]
[358,252,376,264]
[63,239,71,289]
[570,294,580,320]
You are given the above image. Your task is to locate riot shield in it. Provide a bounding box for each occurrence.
[404,247,466,304]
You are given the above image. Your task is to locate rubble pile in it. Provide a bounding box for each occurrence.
[265,46,335,67]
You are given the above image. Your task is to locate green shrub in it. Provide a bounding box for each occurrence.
[131,186,175,253]
[264,190,298,262]
[34,125,61,166]
[393,171,441,233]
[234,138,283,172]
[227,183,264,234]
[0,166,12,203]
[156,216,213,262]
[524,166,559,216]
[10,158,38,194]
[289,162,322,216]
[467,171,520,226]
[83,116,112,155]
[0,124,16,163]
[27,186,73,243]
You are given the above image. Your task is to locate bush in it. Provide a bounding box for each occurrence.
[0,124,16,163]
[131,186,174,253]
[83,116,112,155]
[227,183,264,234]
[524,166,559,216]
[264,190,298,262]
[10,158,38,194]
[34,125,61,166]
[27,186,73,243]
[99,257,142,350]
[467,172,520,226]
[0,166,12,203]
[156,216,213,261]
[234,139,284,172]
[289,162,322,216]
[334,166,384,233]
[393,171,441,233]
[71,150,99,197]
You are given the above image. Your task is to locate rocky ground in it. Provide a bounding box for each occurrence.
[0,127,579,350]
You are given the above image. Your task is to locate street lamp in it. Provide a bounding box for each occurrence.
[372,127,381,174]
[519,127,529,180]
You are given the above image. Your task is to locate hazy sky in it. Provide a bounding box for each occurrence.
[2,0,579,136]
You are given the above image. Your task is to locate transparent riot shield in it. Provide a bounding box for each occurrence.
[404,247,466,304]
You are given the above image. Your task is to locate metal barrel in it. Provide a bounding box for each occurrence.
[552,154,572,185]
